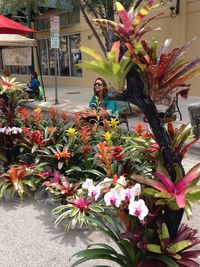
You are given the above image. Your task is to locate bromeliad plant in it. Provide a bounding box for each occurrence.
[79,41,134,92]
[0,164,43,200]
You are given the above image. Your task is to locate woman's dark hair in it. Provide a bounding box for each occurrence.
[93,77,108,97]
[31,71,38,79]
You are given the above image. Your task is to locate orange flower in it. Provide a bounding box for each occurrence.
[95,142,112,176]
[79,126,91,145]
[53,148,71,160]
[48,107,57,122]
[47,127,54,134]
[32,108,42,125]
[134,123,145,135]
[60,111,68,122]
[18,107,29,122]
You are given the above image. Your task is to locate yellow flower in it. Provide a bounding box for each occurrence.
[33,108,41,114]
[103,131,112,146]
[109,118,119,132]
[66,127,77,141]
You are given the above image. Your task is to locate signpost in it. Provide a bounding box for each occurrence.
[50,16,59,104]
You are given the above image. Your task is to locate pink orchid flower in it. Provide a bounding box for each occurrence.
[88,185,101,201]
[104,188,122,207]
[128,199,149,221]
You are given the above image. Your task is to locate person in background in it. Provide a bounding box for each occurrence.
[27,71,39,98]
[2,69,10,77]
[75,77,118,123]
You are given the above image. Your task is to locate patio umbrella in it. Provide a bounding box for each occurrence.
[0,15,36,34]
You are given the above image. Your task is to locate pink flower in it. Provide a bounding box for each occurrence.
[128,199,148,220]
[104,188,121,207]
[72,198,91,211]
[120,188,135,203]
[88,186,101,201]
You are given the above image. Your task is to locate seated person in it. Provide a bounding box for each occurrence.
[26,71,39,98]
[76,77,118,123]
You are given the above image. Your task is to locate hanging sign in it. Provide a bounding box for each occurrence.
[50,16,60,49]
[2,47,32,66]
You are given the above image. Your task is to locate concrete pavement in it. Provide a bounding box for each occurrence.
[0,85,199,266]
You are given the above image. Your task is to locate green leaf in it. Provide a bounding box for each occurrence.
[54,209,72,226]
[87,243,117,253]
[82,169,104,177]
[168,240,190,254]
[71,248,126,267]
[58,161,64,170]
[146,244,162,253]
[118,239,136,265]
[89,205,104,213]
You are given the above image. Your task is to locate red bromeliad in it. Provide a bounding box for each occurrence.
[29,130,44,149]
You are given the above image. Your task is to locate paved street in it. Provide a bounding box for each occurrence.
[1,85,199,267]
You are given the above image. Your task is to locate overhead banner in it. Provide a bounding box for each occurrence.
[2,47,32,66]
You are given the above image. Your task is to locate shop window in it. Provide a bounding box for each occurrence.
[38,33,82,77]
[38,39,49,75]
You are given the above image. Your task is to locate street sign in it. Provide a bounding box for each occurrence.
[50,16,59,49]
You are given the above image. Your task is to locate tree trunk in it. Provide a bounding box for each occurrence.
[124,67,184,237]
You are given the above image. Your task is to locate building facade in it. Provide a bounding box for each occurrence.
[4,0,200,96]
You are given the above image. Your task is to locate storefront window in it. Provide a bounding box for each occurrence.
[69,34,82,77]
[59,36,70,76]
[38,33,82,77]
[38,39,49,75]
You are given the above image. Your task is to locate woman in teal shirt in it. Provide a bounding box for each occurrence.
[81,77,118,120]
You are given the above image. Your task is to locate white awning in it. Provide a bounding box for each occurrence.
[0,34,36,47]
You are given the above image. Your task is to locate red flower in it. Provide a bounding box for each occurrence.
[146,142,160,152]
[112,146,124,161]
[29,130,43,149]
[82,145,92,153]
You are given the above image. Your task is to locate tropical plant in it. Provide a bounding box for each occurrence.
[132,163,200,218]
[0,164,43,200]
[79,41,134,92]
